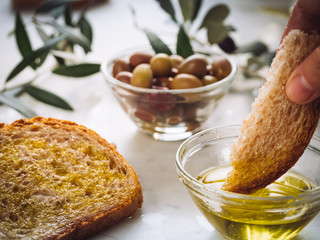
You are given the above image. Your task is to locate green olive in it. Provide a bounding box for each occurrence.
[112,59,131,76]
[129,52,153,67]
[171,73,203,89]
[201,75,219,85]
[131,63,153,88]
[115,71,132,84]
[150,53,172,77]
[169,54,184,69]
[210,56,232,80]
[178,55,208,78]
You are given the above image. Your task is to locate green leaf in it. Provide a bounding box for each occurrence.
[52,63,100,77]
[200,4,229,29]
[191,0,202,22]
[179,0,202,22]
[206,21,229,44]
[0,93,37,118]
[144,29,172,55]
[36,0,77,13]
[50,5,66,19]
[235,41,268,56]
[176,25,194,58]
[48,21,91,53]
[78,14,93,45]
[6,34,67,82]
[15,12,37,70]
[24,85,73,111]
[36,25,50,42]
[64,6,73,26]
[155,0,177,22]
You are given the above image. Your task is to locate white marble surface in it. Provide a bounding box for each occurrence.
[0,0,319,239]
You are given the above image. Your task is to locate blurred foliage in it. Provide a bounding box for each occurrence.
[1,0,100,117]
[134,0,283,83]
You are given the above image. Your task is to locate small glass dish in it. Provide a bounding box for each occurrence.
[175,125,320,239]
[101,46,236,141]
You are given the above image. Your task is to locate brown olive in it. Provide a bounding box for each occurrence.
[201,75,219,86]
[171,73,203,89]
[112,59,131,76]
[210,56,232,80]
[146,90,176,112]
[131,64,153,88]
[165,105,183,125]
[135,103,156,122]
[178,55,208,78]
[169,54,184,69]
[115,71,132,84]
[150,53,172,77]
[152,77,172,88]
[129,52,153,68]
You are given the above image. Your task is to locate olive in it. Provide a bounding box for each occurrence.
[115,71,132,84]
[171,73,203,89]
[135,103,156,122]
[112,59,131,76]
[165,105,183,125]
[152,77,172,88]
[150,53,172,77]
[146,89,176,112]
[178,55,208,78]
[169,54,184,69]
[129,52,153,68]
[210,56,232,80]
[201,75,219,86]
[131,64,153,88]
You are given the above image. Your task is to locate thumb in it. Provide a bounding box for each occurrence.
[286,46,320,104]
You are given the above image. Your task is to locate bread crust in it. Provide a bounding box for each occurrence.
[0,117,143,239]
[223,30,320,194]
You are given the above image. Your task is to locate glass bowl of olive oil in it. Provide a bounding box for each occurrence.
[175,125,320,240]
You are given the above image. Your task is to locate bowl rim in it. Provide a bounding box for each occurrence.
[175,124,320,208]
[100,44,237,94]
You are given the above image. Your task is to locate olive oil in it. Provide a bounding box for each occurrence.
[194,165,319,240]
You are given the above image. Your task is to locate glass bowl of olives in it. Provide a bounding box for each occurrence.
[101,45,237,141]
[175,125,320,239]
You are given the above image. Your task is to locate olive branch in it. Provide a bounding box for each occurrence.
[1,0,101,118]
[132,0,279,82]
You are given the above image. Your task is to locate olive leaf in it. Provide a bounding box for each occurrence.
[78,14,93,45]
[155,0,177,23]
[47,21,91,53]
[50,5,66,19]
[0,93,37,118]
[200,4,229,29]
[235,41,268,56]
[64,6,73,26]
[179,0,202,22]
[36,25,51,42]
[36,0,77,13]
[144,29,172,55]
[206,21,229,44]
[176,25,194,58]
[52,63,100,77]
[24,85,73,111]
[6,34,67,82]
[15,12,37,70]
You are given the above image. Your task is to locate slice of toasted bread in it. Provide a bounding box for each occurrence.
[0,117,142,239]
[222,30,320,194]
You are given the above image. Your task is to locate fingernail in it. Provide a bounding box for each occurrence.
[286,74,314,103]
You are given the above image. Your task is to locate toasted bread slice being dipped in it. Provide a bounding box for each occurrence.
[222,30,320,194]
[0,117,143,239]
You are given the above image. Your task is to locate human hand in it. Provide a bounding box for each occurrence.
[283,0,320,104]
